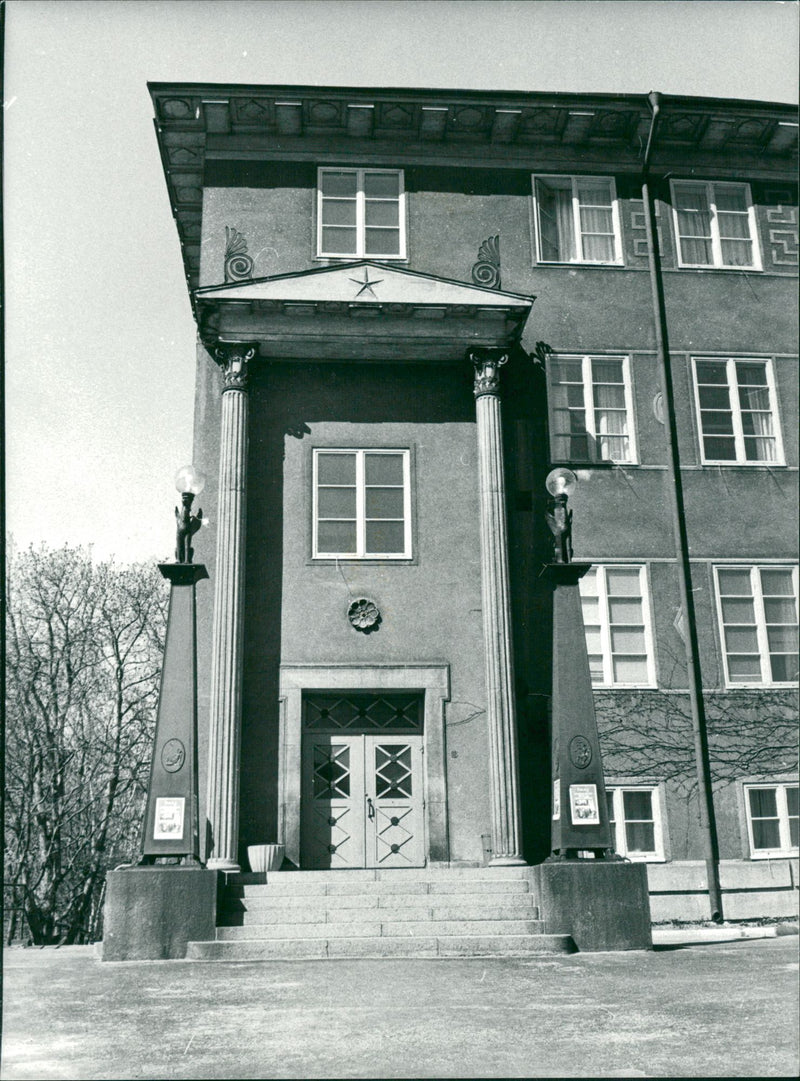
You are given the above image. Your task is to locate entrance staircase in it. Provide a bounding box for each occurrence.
[186,867,576,959]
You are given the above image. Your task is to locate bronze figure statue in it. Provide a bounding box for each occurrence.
[175,492,203,564]
[545,497,573,564]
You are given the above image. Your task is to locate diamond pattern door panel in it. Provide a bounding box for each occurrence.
[368,737,424,868]
[301,737,366,869]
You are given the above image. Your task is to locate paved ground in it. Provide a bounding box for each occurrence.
[1,937,798,1079]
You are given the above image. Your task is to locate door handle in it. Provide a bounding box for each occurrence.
[366,796,375,820]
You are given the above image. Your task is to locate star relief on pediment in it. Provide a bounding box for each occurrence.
[348,268,384,299]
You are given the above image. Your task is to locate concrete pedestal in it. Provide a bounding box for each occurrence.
[532,861,652,952]
[100,867,218,961]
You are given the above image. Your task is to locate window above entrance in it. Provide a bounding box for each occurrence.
[304,692,423,732]
[317,168,406,259]
[313,449,412,559]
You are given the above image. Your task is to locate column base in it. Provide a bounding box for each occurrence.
[206,857,241,872]
[489,855,527,867]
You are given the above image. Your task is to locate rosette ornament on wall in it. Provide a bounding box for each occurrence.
[471,235,501,290]
[224,227,255,282]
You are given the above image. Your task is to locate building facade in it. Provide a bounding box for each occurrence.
[150,84,798,919]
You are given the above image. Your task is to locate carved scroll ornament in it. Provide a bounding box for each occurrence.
[472,235,501,289]
[224,227,254,282]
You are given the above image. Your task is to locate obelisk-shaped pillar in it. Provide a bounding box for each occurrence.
[470,348,525,866]
[205,342,255,871]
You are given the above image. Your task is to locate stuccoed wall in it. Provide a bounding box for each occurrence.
[238,360,493,865]
[192,347,224,863]
[199,170,798,354]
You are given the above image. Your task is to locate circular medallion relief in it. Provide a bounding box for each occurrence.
[569,735,593,770]
[347,598,381,633]
[161,739,186,773]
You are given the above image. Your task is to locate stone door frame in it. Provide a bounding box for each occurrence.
[278,663,450,868]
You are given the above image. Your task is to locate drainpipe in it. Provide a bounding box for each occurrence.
[641,91,723,922]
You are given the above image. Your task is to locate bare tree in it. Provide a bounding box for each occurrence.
[596,689,798,795]
[4,544,167,944]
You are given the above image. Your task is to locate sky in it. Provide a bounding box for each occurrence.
[4,0,798,564]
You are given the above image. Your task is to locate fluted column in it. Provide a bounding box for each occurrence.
[470,348,525,866]
[206,342,256,871]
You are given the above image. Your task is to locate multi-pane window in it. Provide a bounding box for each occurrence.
[580,566,655,686]
[606,786,665,860]
[532,175,623,264]
[548,355,636,463]
[692,358,782,464]
[671,181,761,269]
[313,449,411,559]
[744,784,799,857]
[317,168,405,258]
[715,566,799,686]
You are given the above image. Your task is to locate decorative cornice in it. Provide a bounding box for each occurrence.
[213,341,257,391]
[472,235,501,290]
[469,347,509,398]
[224,227,254,282]
[149,83,797,306]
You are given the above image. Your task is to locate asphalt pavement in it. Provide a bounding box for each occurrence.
[1,935,798,1079]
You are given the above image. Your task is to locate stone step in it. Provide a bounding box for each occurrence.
[228,867,530,886]
[220,898,540,924]
[215,918,545,940]
[186,933,576,961]
[228,878,531,898]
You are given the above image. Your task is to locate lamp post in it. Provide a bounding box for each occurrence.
[101,467,219,960]
[544,468,614,859]
[532,470,652,951]
[139,466,209,864]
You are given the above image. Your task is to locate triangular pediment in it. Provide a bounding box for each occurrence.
[195,261,532,309]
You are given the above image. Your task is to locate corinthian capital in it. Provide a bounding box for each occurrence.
[213,342,257,392]
[468,348,509,398]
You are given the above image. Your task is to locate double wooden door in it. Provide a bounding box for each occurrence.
[301,732,425,869]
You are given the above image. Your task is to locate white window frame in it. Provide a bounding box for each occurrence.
[691,357,784,466]
[580,564,657,688]
[670,180,762,271]
[606,785,666,861]
[743,782,799,859]
[713,565,799,688]
[547,354,638,464]
[312,448,412,560]
[317,167,407,259]
[531,174,624,266]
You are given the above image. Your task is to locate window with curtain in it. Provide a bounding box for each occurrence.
[313,449,411,559]
[671,180,761,269]
[691,357,782,464]
[548,355,636,463]
[533,175,622,264]
[714,566,798,686]
[744,784,799,857]
[606,786,665,860]
[579,566,655,686]
[317,168,405,258]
